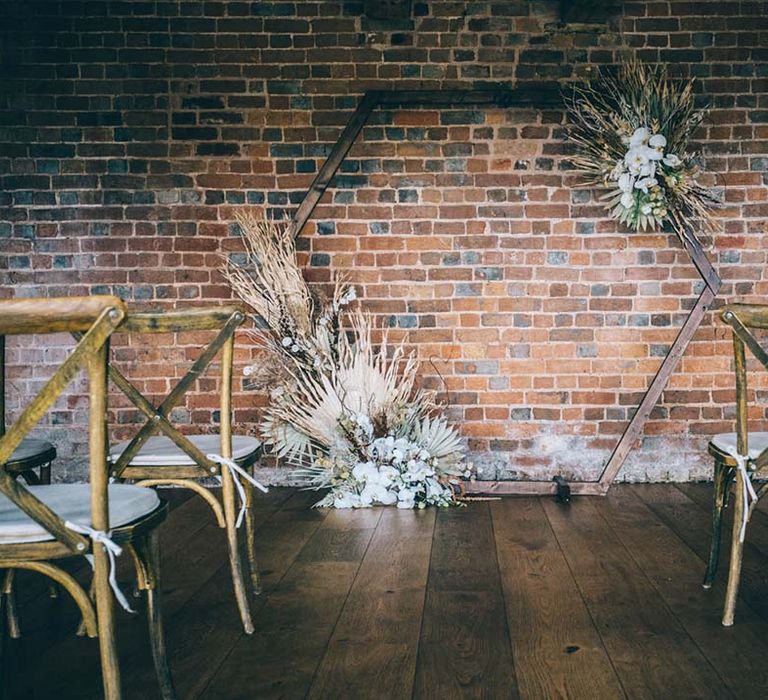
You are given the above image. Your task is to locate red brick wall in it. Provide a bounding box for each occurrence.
[1,1,767,483]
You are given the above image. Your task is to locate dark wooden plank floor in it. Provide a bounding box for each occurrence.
[3,484,768,699]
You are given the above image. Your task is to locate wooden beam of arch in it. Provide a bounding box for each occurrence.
[287,89,721,495]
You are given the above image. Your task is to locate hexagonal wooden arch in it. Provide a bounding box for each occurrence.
[289,89,721,496]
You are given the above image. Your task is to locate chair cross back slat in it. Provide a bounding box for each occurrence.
[0,298,125,553]
[109,308,245,479]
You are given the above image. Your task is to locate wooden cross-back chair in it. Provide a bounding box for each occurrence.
[106,305,265,635]
[704,303,768,626]
[0,296,175,699]
[0,335,57,485]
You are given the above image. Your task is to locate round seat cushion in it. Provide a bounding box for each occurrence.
[0,484,160,544]
[109,434,261,467]
[2,438,56,471]
[711,432,768,460]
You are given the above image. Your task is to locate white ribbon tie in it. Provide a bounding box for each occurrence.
[725,451,758,543]
[65,521,136,613]
[206,453,269,528]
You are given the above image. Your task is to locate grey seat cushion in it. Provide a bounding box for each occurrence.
[0,484,160,544]
[109,434,261,467]
[711,432,768,460]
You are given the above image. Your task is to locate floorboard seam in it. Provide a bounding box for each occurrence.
[304,508,384,699]
[192,494,330,699]
[410,507,439,700]
[540,497,630,700]
[592,490,735,696]
[487,500,520,697]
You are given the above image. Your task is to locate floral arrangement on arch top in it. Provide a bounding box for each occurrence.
[223,212,472,509]
[566,58,718,241]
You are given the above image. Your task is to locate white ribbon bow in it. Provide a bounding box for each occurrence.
[722,450,759,544]
[206,453,269,528]
[65,521,136,613]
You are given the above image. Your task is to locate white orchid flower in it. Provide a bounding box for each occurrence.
[629,127,650,147]
[643,145,663,161]
[618,173,634,192]
[425,477,446,500]
[663,153,681,167]
[634,177,658,193]
[352,461,378,483]
[649,133,667,149]
[624,148,648,175]
[397,489,416,509]
[620,192,634,208]
[333,492,363,509]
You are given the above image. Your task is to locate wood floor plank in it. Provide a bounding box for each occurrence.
[307,507,436,700]
[542,496,731,699]
[491,497,626,700]
[637,484,768,624]
[413,503,519,699]
[122,489,316,700]
[596,485,768,697]
[199,506,381,700]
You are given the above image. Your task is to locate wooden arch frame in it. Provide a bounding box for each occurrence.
[289,89,721,496]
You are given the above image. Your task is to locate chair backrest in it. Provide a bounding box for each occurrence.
[107,305,246,479]
[0,296,126,552]
[721,303,768,467]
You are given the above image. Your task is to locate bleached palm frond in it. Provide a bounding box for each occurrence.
[413,416,465,475]
[222,213,315,340]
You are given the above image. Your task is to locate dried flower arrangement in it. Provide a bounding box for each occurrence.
[223,212,471,509]
[565,59,717,240]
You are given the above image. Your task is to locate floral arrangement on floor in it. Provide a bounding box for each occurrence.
[565,58,717,240]
[223,212,471,509]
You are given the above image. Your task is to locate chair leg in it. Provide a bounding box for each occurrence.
[135,529,177,700]
[703,462,732,589]
[76,579,96,637]
[723,468,748,626]
[243,480,262,596]
[221,468,254,634]
[92,545,122,700]
[2,570,20,639]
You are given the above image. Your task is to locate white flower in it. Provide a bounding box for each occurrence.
[641,203,653,215]
[353,413,374,438]
[425,477,446,500]
[291,344,300,353]
[243,365,254,377]
[643,146,663,162]
[663,153,681,167]
[624,147,649,175]
[361,483,397,506]
[352,461,378,483]
[634,177,658,193]
[629,127,650,147]
[620,192,634,209]
[649,133,667,149]
[618,173,634,192]
[397,489,416,509]
[333,492,363,509]
[281,337,293,347]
